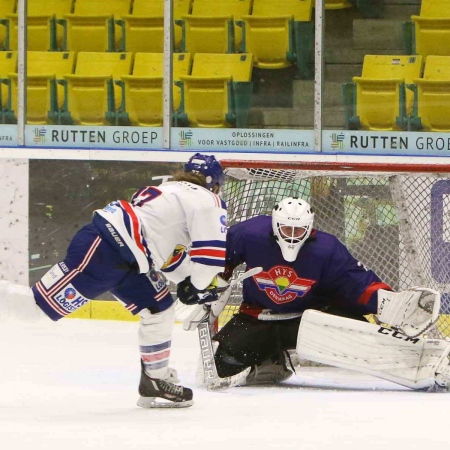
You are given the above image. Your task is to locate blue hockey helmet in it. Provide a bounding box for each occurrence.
[184,153,225,191]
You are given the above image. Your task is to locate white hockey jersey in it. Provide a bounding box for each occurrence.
[94,181,227,290]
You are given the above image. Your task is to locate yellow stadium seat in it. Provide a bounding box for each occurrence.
[178,0,251,54]
[239,0,313,74]
[119,52,191,126]
[409,56,450,131]
[7,51,75,124]
[175,53,253,128]
[0,50,17,122]
[6,0,73,51]
[123,0,190,53]
[343,55,423,131]
[62,0,131,52]
[411,0,450,57]
[0,0,16,50]
[55,52,133,125]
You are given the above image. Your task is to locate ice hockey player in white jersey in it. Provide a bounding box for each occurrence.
[0,153,228,408]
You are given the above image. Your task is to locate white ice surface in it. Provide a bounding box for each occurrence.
[0,318,449,450]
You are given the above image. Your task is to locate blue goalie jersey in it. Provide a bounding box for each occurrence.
[226,215,391,318]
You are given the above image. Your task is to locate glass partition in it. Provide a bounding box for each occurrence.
[1,1,450,157]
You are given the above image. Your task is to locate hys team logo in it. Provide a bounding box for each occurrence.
[254,266,316,304]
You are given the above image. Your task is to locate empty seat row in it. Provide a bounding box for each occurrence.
[0,50,253,128]
[178,0,314,74]
[342,54,450,132]
[0,0,381,55]
[0,0,315,77]
[0,0,190,53]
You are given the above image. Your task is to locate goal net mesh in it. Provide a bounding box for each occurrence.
[219,164,450,340]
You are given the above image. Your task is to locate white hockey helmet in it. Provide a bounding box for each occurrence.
[272,197,314,262]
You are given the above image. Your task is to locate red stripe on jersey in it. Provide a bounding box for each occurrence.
[155,287,170,301]
[35,282,69,316]
[212,193,220,208]
[190,248,226,258]
[119,200,147,255]
[205,190,221,208]
[357,282,392,305]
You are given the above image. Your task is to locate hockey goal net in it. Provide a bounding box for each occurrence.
[219,160,450,340]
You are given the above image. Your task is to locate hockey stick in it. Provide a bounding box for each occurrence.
[197,267,263,391]
[198,320,251,391]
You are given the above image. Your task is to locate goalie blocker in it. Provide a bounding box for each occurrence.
[297,309,450,391]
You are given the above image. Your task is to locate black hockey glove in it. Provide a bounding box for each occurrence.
[176,277,219,305]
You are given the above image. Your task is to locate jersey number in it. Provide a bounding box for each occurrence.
[132,186,162,207]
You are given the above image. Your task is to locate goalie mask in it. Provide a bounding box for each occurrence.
[272,197,314,262]
[184,153,225,192]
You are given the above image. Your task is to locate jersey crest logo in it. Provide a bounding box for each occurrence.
[254,265,315,304]
[161,244,187,272]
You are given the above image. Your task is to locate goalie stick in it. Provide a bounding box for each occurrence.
[197,267,263,391]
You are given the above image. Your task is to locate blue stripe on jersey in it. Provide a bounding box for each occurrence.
[190,257,225,267]
[191,240,226,249]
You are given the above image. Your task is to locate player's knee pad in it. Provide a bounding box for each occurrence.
[138,304,175,346]
[138,304,175,379]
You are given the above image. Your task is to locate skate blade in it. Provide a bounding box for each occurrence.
[137,396,194,409]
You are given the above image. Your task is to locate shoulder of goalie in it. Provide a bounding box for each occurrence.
[297,309,450,391]
[377,287,441,338]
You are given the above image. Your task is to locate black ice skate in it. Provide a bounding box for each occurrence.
[245,358,293,386]
[137,362,193,408]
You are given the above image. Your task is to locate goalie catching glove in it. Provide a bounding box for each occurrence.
[177,275,229,305]
[377,287,441,338]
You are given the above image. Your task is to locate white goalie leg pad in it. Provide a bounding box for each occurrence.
[297,310,449,390]
[377,287,441,338]
[139,304,178,382]
[0,281,46,322]
[433,343,450,391]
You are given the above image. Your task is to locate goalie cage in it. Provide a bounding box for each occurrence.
[217,160,450,341]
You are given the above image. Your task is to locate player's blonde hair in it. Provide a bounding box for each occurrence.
[171,170,207,188]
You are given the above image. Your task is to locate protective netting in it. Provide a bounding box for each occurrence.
[220,166,450,340]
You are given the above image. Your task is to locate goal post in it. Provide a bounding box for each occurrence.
[218,159,450,340]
